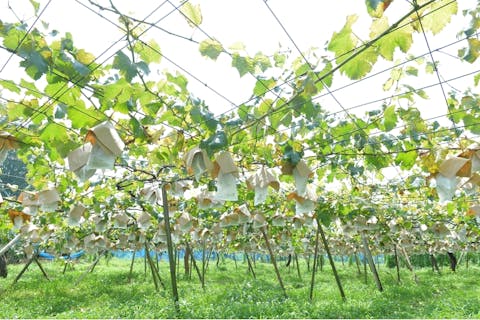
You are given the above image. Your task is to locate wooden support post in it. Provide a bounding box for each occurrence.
[261,227,287,298]
[161,186,180,314]
[318,221,346,301]
[362,233,383,292]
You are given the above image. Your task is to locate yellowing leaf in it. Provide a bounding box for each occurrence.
[180,2,202,28]
[76,49,96,65]
[412,0,458,35]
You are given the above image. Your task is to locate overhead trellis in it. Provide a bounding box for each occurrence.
[1,0,480,310]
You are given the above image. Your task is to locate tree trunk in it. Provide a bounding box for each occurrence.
[447,252,457,272]
[184,245,191,276]
[0,254,7,278]
[430,254,441,274]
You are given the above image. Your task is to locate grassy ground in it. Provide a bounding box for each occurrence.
[0,255,479,318]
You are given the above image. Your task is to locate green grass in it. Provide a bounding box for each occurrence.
[1,256,479,318]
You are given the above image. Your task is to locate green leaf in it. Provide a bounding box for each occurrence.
[474,73,480,86]
[459,38,480,63]
[19,49,49,80]
[328,15,379,79]
[0,79,20,93]
[328,15,358,61]
[253,78,276,97]
[463,114,480,134]
[274,52,286,68]
[130,117,147,141]
[254,52,272,73]
[199,38,224,61]
[370,16,413,61]
[200,131,228,156]
[282,144,303,166]
[405,66,418,76]
[39,122,67,143]
[29,0,40,15]
[68,105,102,129]
[342,46,378,80]
[231,53,253,77]
[54,103,67,119]
[20,79,43,98]
[395,150,417,170]
[383,105,397,132]
[180,2,202,28]
[112,51,137,81]
[134,39,162,64]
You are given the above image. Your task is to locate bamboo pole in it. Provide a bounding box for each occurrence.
[0,234,22,256]
[354,253,362,275]
[261,227,287,298]
[13,254,36,284]
[363,253,367,284]
[75,251,104,285]
[394,245,401,283]
[318,221,346,301]
[201,239,206,285]
[186,243,204,288]
[161,186,180,314]
[245,251,256,279]
[361,233,383,292]
[145,242,165,290]
[309,217,321,301]
[34,257,50,281]
[146,243,160,292]
[399,246,418,283]
[295,253,302,280]
[128,250,136,282]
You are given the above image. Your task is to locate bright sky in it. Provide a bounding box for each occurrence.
[0,0,478,123]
